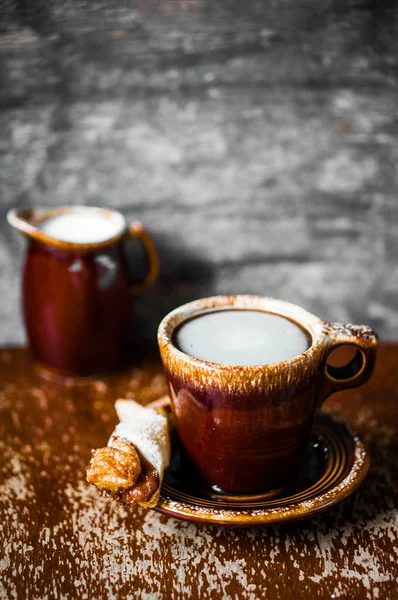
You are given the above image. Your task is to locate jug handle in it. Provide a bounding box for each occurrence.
[126,222,160,295]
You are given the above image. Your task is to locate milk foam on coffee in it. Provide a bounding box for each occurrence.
[38,213,124,244]
[173,309,311,366]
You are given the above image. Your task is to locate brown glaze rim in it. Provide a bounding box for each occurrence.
[158,295,331,393]
[7,206,128,254]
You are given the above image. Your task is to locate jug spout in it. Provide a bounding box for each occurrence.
[7,208,43,239]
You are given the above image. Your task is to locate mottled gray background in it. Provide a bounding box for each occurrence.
[0,0,397,346]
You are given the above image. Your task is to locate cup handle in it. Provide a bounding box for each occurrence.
[319,322,379,403]
[125,222,160,295]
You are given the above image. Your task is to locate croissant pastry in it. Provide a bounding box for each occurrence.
[87,399,171,508]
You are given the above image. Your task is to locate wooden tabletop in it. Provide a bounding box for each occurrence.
[0,344,397,599]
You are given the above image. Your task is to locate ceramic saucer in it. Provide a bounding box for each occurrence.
[148,399,370,527]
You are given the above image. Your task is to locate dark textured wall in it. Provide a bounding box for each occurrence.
[0,0,397,346]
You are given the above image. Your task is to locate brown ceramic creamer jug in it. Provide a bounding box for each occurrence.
[8,206,159,378]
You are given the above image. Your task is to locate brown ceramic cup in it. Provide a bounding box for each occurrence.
[8,206,159,378]
[158,296,378,494]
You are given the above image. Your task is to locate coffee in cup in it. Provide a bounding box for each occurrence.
[173,309,311,366]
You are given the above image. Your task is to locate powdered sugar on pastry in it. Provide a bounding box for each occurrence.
[110,400,170,487]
